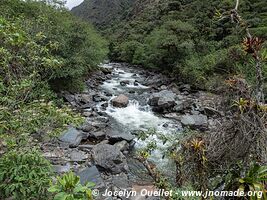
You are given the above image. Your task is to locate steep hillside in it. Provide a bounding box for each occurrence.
[71,0,135,27]
[106,0,267,89]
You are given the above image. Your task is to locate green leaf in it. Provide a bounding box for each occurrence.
[48,185,60,193]
[54,192,68,200]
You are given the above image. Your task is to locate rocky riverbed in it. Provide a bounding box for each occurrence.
[40,63,223,200]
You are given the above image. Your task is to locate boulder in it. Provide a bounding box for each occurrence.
[79,94,91,104]
[181,114,208,130]
[59,127,84,147]
[90,131,107,140]
[120,80,130,86]
[78,166,105,189]
[92,144,129,174]
[111,94,129,108]
[53,163,71,174]
[148,90,176,112]
[107,132,135,143]
[69,150,88,162]
[114,141,129,152]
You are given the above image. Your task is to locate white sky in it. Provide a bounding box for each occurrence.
[65,0,84,9]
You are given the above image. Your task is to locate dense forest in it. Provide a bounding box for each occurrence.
[0,0,267,199]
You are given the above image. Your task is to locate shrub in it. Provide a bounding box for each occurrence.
[0,149,53,200]
[48,171,94,200]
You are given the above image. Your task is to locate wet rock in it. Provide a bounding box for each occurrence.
[148,90,176,113]
[78,166,105,189]
[181,114,208,130]
[101,102,108,109]
[111,94,129,108]
[134,80,139,86]
[92,144,129,174]
[120,80,130,86]
[59,127,84,147]
[129,90,135,94]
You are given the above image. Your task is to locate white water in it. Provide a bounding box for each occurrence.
[99,64,181,170]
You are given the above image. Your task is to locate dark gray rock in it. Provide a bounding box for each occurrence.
[95,116,109,123]
[62,93,76,106]
[79,94,91,104]
[108,133,135,143]
[93,94,108,102]
[78,145,94,151]
[181,114,208,130]
[111,94,129,108]
[120,80,130,86]
[180,84,191,92]
[101,102,109,109]
[114,141,129,152]
[53,163,71,174]
[70,150,88,162]
[92,144,129,174]
[148,90,176,112]
[78,166,105,189]
[90,131,106,140]
[82,111,93,117]
[59,127,83,147]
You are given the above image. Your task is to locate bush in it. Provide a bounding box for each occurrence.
[0,149,53,200]
[48,171,94,200]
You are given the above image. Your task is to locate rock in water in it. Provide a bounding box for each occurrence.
[111,94,129,108]
[92,144,129,174]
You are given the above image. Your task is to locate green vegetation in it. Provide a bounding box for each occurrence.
[0,1,107,199]
[106,0,267,90]
[0,149,53,200]
[49,172,94,200]
[1,0,267,199]
[0,0,107,146]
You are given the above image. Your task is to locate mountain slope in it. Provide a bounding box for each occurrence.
[71,0,135,27]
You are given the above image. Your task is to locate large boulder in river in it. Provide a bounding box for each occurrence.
[111,94,129,108]
[181,114,208,130]
[148,90,176,113]
[92,144,129,174]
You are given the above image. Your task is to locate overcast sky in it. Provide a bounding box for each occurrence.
[65,0,84,9]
